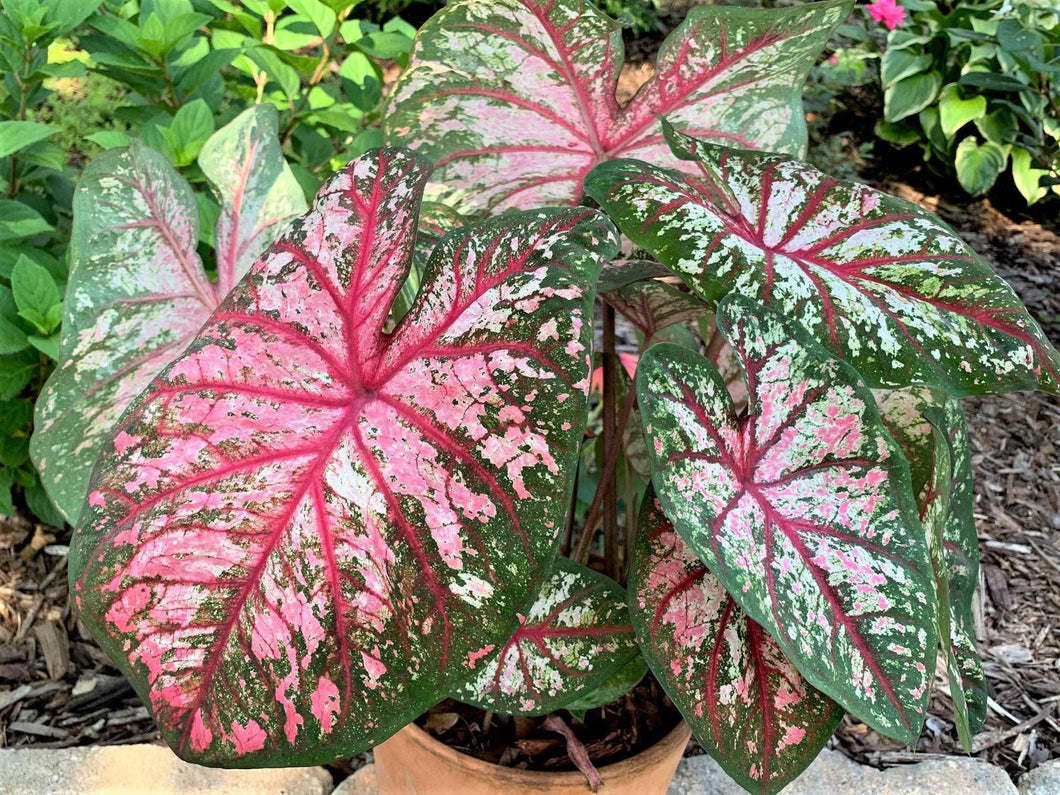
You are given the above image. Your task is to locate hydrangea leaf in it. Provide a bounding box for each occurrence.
[637,294,937,744]
[70,148,619,766]
[586,127,1060,396]
[453,558,640,715]
[876,388,986,749]
[385,0,850,215]
[630,493,841,794]
[32,105,307,524]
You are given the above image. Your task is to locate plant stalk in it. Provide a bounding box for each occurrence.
[601,303,619,580]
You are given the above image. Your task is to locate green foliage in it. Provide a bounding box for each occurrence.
[874,0,1060,203]
[0,0,99,523]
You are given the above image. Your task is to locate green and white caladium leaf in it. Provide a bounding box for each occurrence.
[637,294,937,744]
[32,105,307,524]
[560,653,648,716]
[385,0,850,214]
[453,557,640,715]
[630,493,841,795]
[875,388,986,749]
[586,126,1060,396]
[70,148,619,766]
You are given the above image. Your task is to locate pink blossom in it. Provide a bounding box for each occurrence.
[827,54,840,66]
[867,0,906,29]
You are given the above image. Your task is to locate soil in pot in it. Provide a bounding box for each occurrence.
[414,673,684,773]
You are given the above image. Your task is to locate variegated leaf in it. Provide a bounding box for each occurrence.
[876,388,986,749]
[385,0,850,215]
[70,148,619,765]
[454,558,640,715]
[586,127,1060,396]
[603,279,707,341]
[560,652,648,715]
[637,294,937,744]
[924,401,986,750]
[32,105,307,524]
[630,494,841,794]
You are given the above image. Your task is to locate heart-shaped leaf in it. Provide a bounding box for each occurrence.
[385,0,850,214]
[453,558,640,715]
[630,493,841,794]
[70,148,619,765]
[586,127,1060,395]
[876,388,986,749]
[32,105,307,523]
[603,279,707,340]
[637,294,937,744]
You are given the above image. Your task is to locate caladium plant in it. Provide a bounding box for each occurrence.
[64,0,1060,791]
[32,105,307,524]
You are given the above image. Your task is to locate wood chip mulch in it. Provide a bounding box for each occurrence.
[0,182,1057,783]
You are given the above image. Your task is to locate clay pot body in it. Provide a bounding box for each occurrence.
[373,721,691,795]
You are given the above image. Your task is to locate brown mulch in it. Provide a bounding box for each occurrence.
[1,176,1058,783]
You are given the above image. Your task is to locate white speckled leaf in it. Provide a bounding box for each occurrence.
[385,0,850,214]
[32,106,306,523]
[454,558,640,715]
[637,294,937,745]
[630,494,841,794]
[603,279,707,340]
[70,147,619,766]
[586,127,1060,396]
[877,388,986,749]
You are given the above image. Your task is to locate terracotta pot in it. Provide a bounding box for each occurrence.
[373,720,691,794]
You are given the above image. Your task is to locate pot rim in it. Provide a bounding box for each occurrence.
[392,719,692,786]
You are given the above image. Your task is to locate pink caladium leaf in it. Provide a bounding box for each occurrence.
[637,294,938,744]
[586,126,1060,396]
[876,388,986,749]
[385,0,850,215]
[69,148,619,765]
[630,493,841,795]
[32,106,306,523]
[453,558,640,715]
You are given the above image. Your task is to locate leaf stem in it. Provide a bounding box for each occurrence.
[601,303,619,580]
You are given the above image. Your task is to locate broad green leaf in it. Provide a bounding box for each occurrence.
[163,98,215,165]
[0,200,53,242]
[0,351,36,400]
[954,136,1006,195]
[630,493,841,794]
[1011,147,1048,205]
[584,128,1060,395]
[938,84,987,137]
[453,558,640,715]
[285,0,335,37]
[28,331,61,360]
[975,109,1018,147]
[0,121,56,160]
[11,256,60,317]
[32,105,307,524]
[880,48,932,88]
[637,295,937,744]
[386,0,850,214]
[71,148,618,766]
[339,51,382,113]
[0,314,28,354]
[86,131,132,150]
[884,71,942,123]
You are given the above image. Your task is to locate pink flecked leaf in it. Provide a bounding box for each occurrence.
[32,105,306,524]
[630,494,841,794]
[453,557,640,715]
[385,0,850,214]
[586,126,1060,396]
[876,388,986,749]
[69,147,619,765]
[637,294,937,745]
